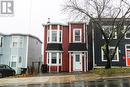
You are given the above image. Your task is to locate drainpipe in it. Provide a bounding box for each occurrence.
[92,22,95,68]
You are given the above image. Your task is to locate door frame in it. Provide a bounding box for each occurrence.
[125,44,130,66]
[73,53,82,71]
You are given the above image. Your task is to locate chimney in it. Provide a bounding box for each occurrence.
[47,18,50,24]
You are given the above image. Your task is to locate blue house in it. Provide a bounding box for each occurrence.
[0,33,42,74]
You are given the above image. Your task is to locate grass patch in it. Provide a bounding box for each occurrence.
[90,68,130,76]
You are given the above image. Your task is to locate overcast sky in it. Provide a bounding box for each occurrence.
[0,0,67,42]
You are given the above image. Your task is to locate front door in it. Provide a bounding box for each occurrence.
[73,54,82,71]
[126,50,130,66]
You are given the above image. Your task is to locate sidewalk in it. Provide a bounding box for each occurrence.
[0,72,130,86]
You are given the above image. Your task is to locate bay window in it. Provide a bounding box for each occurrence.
[47,52,62,65]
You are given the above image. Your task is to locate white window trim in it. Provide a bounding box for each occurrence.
[124,26,130,39]
[101,46,119,62]
[10,55,18,68]
[102,26,117,39]
[19,37,24,48]
[47,30,62,43]
[11,36,24,48]
[73,29,82,43]
[47,52,62,66]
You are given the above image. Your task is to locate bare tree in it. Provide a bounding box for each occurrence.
[63,0,130,69]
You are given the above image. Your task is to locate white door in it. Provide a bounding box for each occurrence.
[73,54,82,71]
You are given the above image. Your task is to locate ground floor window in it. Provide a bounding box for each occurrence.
[11,56,17,67]
[11,62,16,67]
[101,46,119,61]
[47,52,62,65]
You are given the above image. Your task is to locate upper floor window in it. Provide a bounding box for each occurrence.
[102,26,117,39]
[101,46,119,62]
[52,31,57,42]
[47,30,62,43]
[11,36,24,48]
[73,29,81,42]
[125,26,130,39]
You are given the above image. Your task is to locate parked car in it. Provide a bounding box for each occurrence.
[0,64,15,78]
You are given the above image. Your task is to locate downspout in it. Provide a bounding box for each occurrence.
[25,36,29,68]
[92,22,95,68]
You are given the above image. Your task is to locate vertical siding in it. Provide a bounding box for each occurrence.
[93,24,128,67]
[44,26,48,64]
[28,36,42,67]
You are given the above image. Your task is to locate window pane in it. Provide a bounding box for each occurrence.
[48,53,49,64]
[13,42,17,47]
[19,56,22,63]
[127,51,130,58]
[59,31,62,42]
[126,46,130,49]
[126,32,130,38]
[102,47,118,61]
[48,30,50,42]
[75,36,80,41]
[110,48,117,60]
[75,30,80,41]
[19,37,23,48]
[52,31,57,42]
[51,53,57,64]
[103,26,116,39]
[59,53,61,64]
[76,55,80,62]
[75,30,80,36]
[11,62,16,67]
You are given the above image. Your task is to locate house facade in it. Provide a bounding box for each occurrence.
[0,33,42,74]
[88,18,130,69]
[43,22,88,72]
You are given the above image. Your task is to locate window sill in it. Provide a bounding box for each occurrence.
[102,60,119,62]
[47,64,62,66]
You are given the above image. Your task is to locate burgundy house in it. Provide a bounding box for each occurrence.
[43,22,88,72]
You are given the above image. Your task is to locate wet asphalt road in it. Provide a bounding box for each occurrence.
[0,78,130,87]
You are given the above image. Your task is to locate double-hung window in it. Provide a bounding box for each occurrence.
[47,30,62,43]
[11,56,17,67]
[52,31,57,42]
[47,52,62,65]
[11,36,24,48]
[51,53,57,64]
[12,36,18,48]
[73,29,81,42]
[101,46,119,61]
[125,26,130,39]
[102,26,117,39]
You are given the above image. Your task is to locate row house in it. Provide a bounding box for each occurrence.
[88,18,130,69]
[43,22,88,72]
[0,33,42,74]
